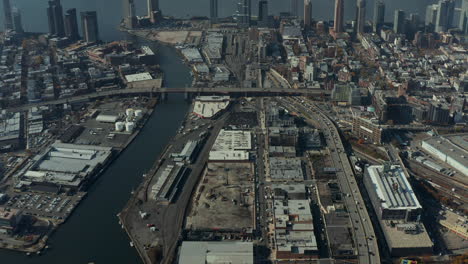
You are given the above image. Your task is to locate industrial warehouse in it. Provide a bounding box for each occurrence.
[364,164,433,256]
[208,129,251,162]
[421,135,468,177]
[178,241,254,264]
[16,142,113,192]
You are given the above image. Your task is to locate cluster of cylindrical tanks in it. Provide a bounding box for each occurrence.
[114,108,143,132]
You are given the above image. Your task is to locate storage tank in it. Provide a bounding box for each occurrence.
[126,108,134,118]
[115,122,125,132]
[125,122,135,132]
[134,110,143,119]
[126,116,133,123]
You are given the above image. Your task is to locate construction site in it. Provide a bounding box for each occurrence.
[185,162,255,236]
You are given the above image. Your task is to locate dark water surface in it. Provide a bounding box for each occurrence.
[0,41,192,263]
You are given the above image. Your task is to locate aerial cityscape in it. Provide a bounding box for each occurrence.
[0,0,467,263]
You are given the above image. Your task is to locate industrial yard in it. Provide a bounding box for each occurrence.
[186,162,255,232]
[0,95,155,252]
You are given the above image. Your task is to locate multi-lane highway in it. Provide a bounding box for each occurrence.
[279,97,381,264]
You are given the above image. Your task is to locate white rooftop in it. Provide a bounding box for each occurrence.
[125,72,153,83]
[179,241,254,264]
[366,165,422,210]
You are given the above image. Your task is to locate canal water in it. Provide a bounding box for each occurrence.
[0,43,192,263]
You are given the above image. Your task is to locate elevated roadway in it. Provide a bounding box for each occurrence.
[280,97,380,264]
[7,87,330,112]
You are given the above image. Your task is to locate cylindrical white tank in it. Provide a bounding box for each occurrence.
[125,122,135,132]
[126,108,134,118]
[115,122,125,132]
[134,110,143,119]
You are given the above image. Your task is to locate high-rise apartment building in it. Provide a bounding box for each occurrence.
[356,0,366,33]
[3,0,13,30]
[304,0,312,28]
[64,8,80,41]
[12,8,23,33]
[394,9,406,34]
[258,0,269,27]
[435,0,455,32]
[210,0,218,23]
[47,0,65,37]
[81,11,99,43]
[373,1,385,33]
[334,0,344,33]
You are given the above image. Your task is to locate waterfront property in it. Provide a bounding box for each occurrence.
[16,142,113,192]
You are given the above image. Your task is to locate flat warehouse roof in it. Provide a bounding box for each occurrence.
[179,241,254,264]
[125,72,153,82]
[366,165,421,210]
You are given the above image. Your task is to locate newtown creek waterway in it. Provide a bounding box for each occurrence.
[0,42,192,263]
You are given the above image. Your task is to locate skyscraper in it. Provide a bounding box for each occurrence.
[210,0,218,24]
[304,0,312,28]
[291,0,299,17]
[334,0,344,33]
[394,9,406,34]
[65,9,79,41]
[373,1,385,33]
[459,0,468,34]
[47,0,65,37]
[12,8,23,33]
[123,0,138,29]
[258,0,268,27]
[2,0,13,30]
[237,0,251,28]
[148,0,160,23]
[356,0,366,34]
[81,11,99,43]
[425,4,438,27]
[435,0,455,32]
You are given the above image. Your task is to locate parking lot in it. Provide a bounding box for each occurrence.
[4,192,85,221]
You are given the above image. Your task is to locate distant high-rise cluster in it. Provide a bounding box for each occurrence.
[3,0,23,33]
[148,0,160,24]
[460,0,468,34]
[2,0,14,30]
[210,0,218,24]
[45,0,99,43]
[373,1,385,33]
[425,0,456,33]
[258,0,269,27]
[393,9,405,34]
[237,0,251,28]
[356,0,366,34]
[290,0,299,17]
[123,0,138,29]
[435,0,455,32]
[47,0,66,37]
[12,8,23,33]
[334,0,344,33]
[81,11,99,43]
[64,9,80,41]
[304,0,312,28]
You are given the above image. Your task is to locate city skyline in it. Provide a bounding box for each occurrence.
[0,0,466,263]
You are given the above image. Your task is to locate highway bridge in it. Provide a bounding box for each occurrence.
[7,87,330,112]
